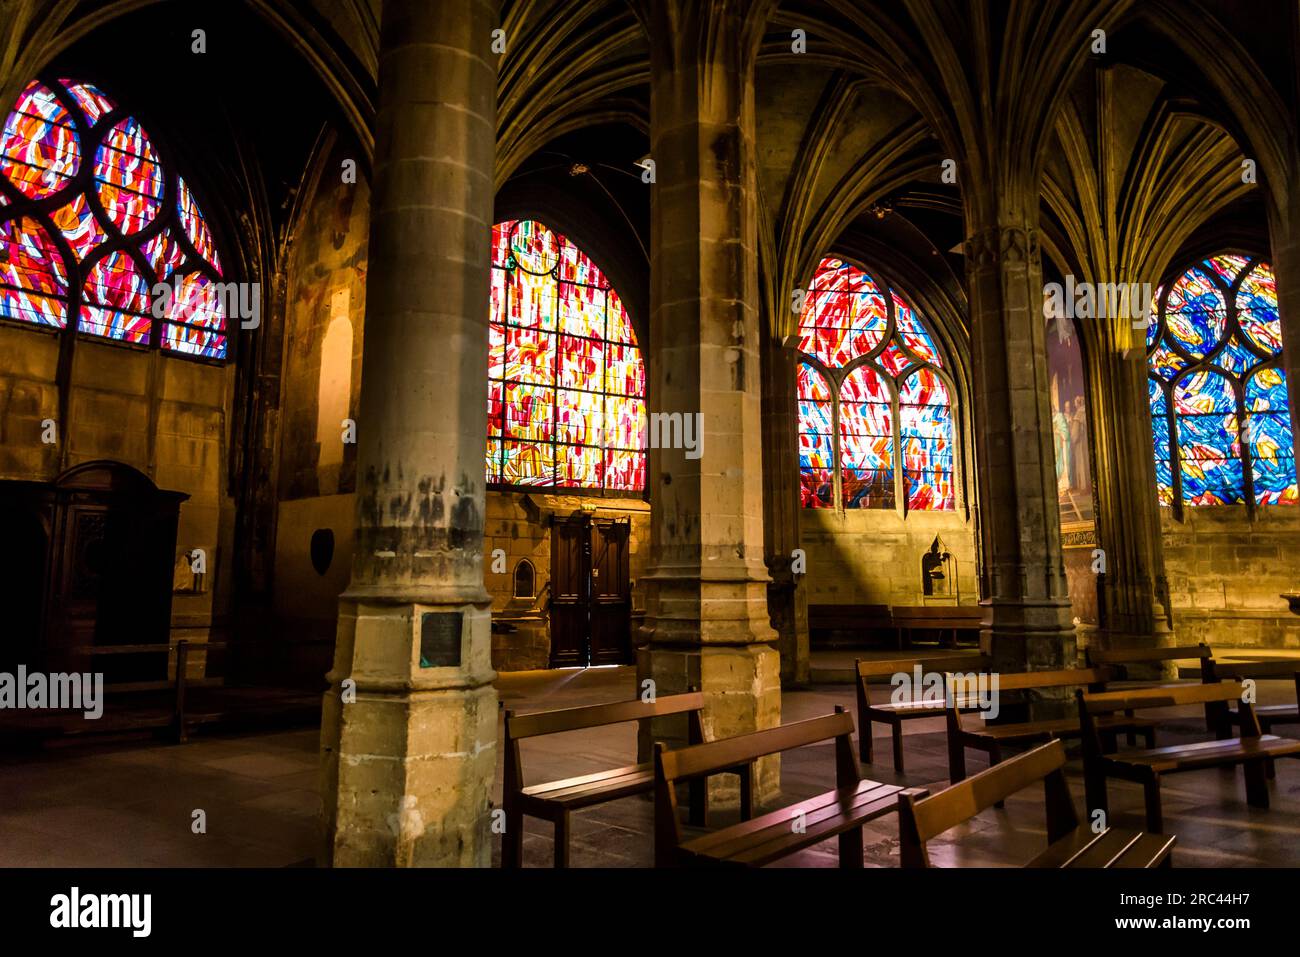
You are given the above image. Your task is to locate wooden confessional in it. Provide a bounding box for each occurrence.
[0,461,187,682]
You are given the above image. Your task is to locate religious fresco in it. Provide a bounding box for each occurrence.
[1045,312,1094,529]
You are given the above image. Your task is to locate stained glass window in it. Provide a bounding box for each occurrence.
[0,77,227,359]
[487,219,646,492]
[1147,254,1295,506]
[796,256,956,510]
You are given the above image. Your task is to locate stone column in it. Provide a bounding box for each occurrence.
[964,223,1077,672]
[1087,300,1174,655]
[319,0,498,868]
[761,329,810,687]
[635,0,781,803]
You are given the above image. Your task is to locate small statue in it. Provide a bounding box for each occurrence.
[921,536,951,597]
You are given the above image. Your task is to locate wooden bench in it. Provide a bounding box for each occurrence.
[808,603,892,647]
[943,666,1158,785]
[891,605,983,649]
[1204,658,1300,732]
[41,641,227,742]
[1085,642,1212,682]
[502,691,707,868]
[898,739,1175,867]
[855,653,992,771]
[653,707,921,867]
[0,642,321,750]
[1077,681,1300,832]
[1086,642,1215,742]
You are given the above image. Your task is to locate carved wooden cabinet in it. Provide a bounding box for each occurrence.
[0,461,187,681]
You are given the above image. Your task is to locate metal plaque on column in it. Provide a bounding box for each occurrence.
[419,612,463,668]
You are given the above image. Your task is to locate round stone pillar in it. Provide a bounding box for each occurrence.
[320,0,499,868]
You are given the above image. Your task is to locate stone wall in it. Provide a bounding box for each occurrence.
[272,493,355,680]
[484,493,650,671]
[799,507,980,635]
[277,141,370,502]
[267,138,370,681]
[1162,506,1300,649]
[0,325,235,661]
[271,489,650,673]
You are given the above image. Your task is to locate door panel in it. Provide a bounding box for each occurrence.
[548,520,588,667]
[589,520,631,665]
[547,516,633,668]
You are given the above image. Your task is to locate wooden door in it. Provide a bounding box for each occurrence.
[589,519,631,665]
[547,516,633,667]
[548,518,589,667]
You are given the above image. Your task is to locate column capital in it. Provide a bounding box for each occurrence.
[634,0,777,74]
[963,224,1041,273]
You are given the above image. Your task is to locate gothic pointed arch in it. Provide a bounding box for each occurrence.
[487,218,647,492]
[795,255,957,512]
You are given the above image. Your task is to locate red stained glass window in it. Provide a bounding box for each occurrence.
[487,219,646,492]
[0,77,227,359]
[796,256,955,510]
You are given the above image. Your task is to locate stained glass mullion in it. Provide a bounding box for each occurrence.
[1165,380,1182,515]
[1237,380,1258,518]
[795,257,952,512]
[549,263,559,486]
[831,369,844,511]
[600,286,610,491]
[1,77,225,357]
[891,379,905,517]
[487,220,644,493]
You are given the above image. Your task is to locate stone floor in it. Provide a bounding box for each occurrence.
[1,665,1298,867]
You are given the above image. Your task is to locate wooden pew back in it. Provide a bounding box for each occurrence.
[654,707,860,861]
[856,653,992,683]
[1076,680,1256,758]
[1079,680,1246,714]
[504,691,706,808]
[1205,658,1300,682]
[898,740,1077,867]
[943,667,1112,733]
[808,604,892,631]
[506,690,705,740]
[1085,643,1211,680]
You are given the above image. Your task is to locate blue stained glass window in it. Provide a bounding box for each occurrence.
[1148,255,1295,506]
